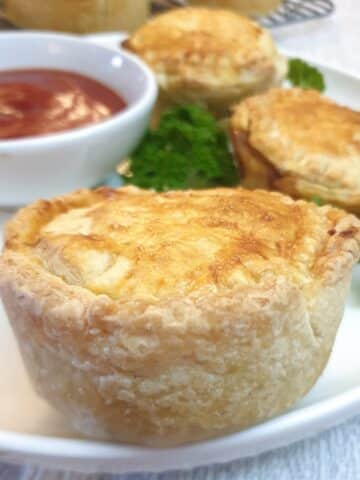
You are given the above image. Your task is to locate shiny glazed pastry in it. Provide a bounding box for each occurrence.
[231,88,360,213]
[1,187,359,446]
[124,7,287,116]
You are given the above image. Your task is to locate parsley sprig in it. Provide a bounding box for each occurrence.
[121,105,240,191]
[288,58,325,92]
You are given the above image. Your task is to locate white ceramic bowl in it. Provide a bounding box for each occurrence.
[0,32,157,207]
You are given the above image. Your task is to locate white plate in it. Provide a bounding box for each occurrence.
[1,35,360,475]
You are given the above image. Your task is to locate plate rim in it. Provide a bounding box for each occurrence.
[1,384,360,473]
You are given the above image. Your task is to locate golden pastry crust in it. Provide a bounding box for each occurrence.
[124,8,287,116]
[1,187,359,446]
[231,88,360,213]
[4,0,149,33]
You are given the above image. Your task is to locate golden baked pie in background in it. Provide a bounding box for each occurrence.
[124,7,287,117]
[231,88,360,214]
[0,186,359,446]
[2,0,150,33]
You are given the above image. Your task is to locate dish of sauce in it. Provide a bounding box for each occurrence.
[0,69,127,140]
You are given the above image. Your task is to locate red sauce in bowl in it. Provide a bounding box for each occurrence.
[0,69,127,140]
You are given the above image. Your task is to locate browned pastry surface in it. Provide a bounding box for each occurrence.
[231,88,360,212]
[1,186,359,445]
[124,7,287,115]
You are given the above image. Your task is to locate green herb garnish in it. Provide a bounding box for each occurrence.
[288,58,325,92]
[310,195,325,206]
[120,105,240,191]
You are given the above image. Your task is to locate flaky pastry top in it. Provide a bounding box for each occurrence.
[231,88,360,192]
[124,7,286,90]
[3,187,360,303]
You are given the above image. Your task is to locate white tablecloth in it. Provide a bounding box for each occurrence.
[2,415,360,479]
[1,0,360,478]
[273,0,360,76]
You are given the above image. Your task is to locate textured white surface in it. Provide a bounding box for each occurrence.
[1,0,360,477]
[273,0,360,76]
[1,415,360,479]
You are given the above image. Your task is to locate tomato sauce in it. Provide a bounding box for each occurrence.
[0,69,127,140]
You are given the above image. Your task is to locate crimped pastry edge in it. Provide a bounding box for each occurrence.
[230,89,360,213]
[0,265,353,445]
[1,187,359,445]
[231,126,360,214]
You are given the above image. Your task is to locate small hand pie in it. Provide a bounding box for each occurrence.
[231,88,360,213]
[124,7,287,116]
[1,187,359,446]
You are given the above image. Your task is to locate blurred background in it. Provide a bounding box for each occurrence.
[0,0,334,32]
